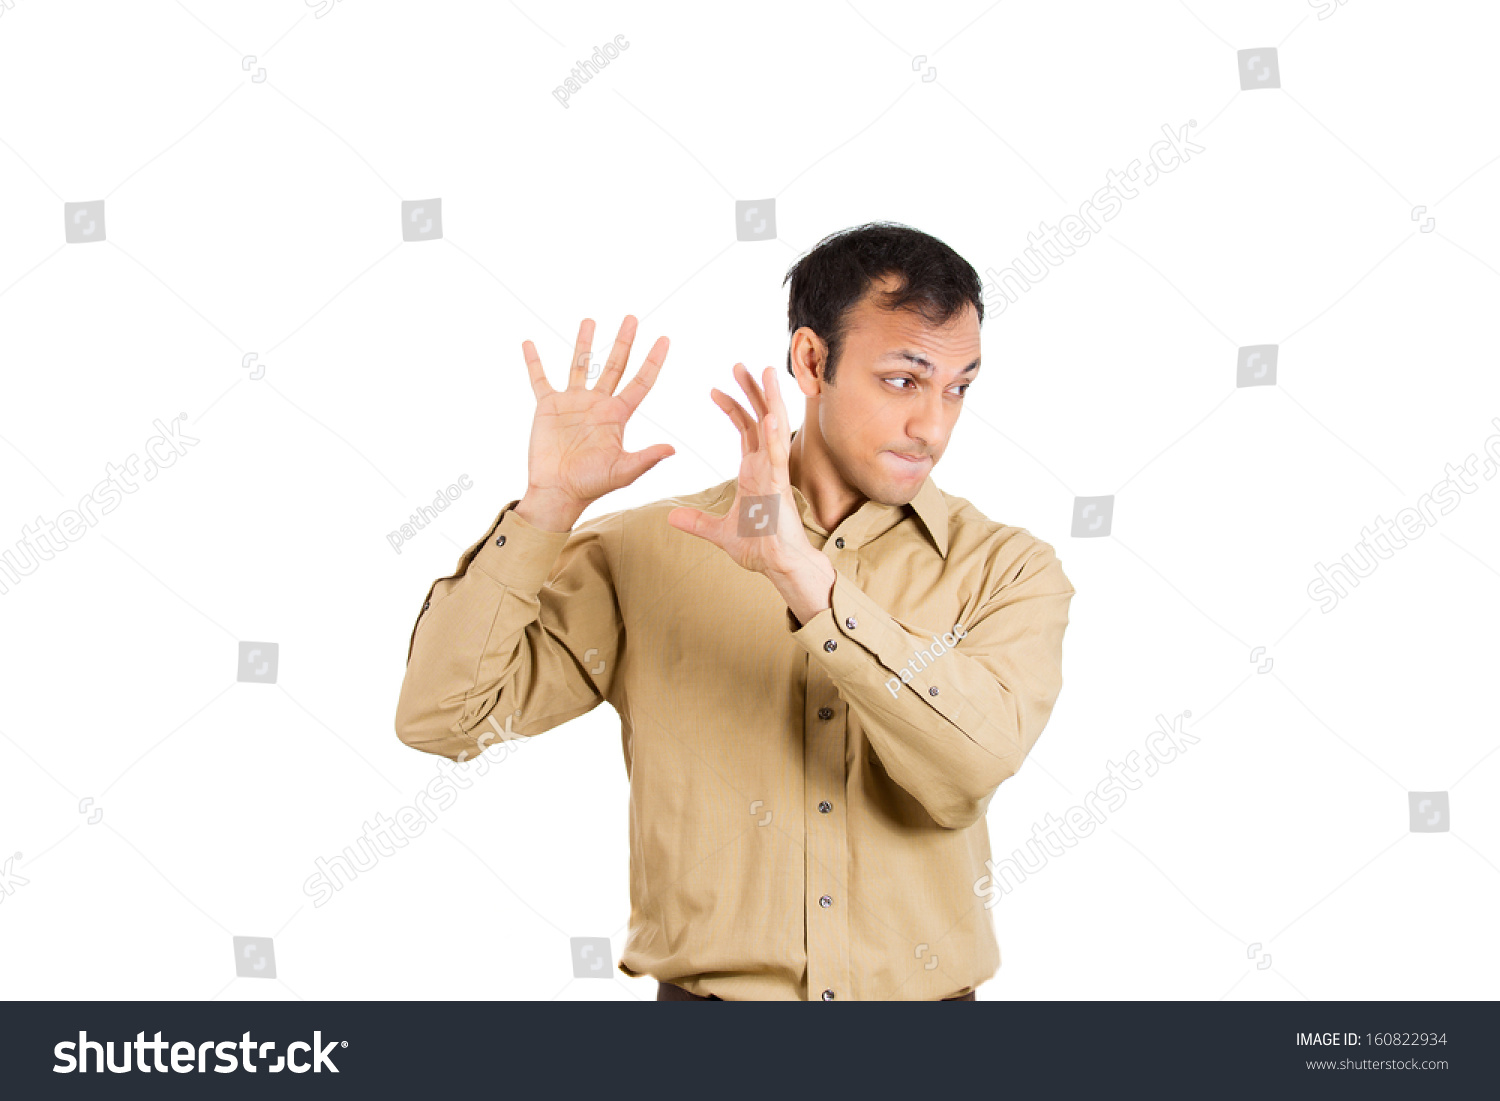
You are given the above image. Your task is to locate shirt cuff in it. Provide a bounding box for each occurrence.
[467,500,574,592]
[788,569,971,727]
[789,572,881,672]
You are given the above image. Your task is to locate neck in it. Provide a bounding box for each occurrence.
[787,421,866,534]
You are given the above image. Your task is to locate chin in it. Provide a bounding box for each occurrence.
[863,475,913,507]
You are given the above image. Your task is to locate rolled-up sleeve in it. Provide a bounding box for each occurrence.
[788,540,1075,829]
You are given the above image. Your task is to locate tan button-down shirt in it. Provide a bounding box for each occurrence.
[395,462,1075,1001]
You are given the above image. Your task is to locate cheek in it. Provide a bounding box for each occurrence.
[822,391,866,443]
[844,390,893,440]
[823,385,900,458]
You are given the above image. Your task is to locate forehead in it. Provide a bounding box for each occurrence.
[842,287,981,366]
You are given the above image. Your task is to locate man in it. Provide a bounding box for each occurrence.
[395,222,1076,1001]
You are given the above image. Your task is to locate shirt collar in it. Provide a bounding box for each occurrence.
[905,473,950,559]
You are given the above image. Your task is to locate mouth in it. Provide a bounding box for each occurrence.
[885,450,929,469]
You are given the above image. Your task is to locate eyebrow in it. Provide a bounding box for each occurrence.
[882,351,981,376]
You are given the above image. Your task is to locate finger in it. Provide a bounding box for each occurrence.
[764,367,790,471]
[733,362,770,423]
[521,340,554,401]
[593,314,638,396]
[617,442,676,486]
[568,317,596,390]
[617,335,670,416]
[711,388,758,457]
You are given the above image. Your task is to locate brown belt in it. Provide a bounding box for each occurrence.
[656,981,976,1001]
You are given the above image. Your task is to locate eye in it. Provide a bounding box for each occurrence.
[885,377,971,397]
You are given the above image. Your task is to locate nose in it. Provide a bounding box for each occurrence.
[905,389,947,451]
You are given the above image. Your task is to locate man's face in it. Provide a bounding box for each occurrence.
[810,280,981,506]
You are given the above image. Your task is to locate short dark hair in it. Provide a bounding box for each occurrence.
[782,222,984,383]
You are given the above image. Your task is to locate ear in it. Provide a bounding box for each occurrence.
[787,326,826,395]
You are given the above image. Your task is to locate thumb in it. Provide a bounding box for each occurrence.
[666,506,715,542]
[614,444,676,488]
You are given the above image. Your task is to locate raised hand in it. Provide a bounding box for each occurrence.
[667,364,823,585]
[519,316,674,527]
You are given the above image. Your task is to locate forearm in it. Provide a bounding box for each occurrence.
[790,562,1073,829]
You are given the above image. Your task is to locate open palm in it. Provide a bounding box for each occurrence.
[522,316,675,508]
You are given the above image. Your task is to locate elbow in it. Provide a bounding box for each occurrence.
[926,789,989,831]
[392,688,429,747]
[930,802,986,831]
[393,713,440,756]
[929,762,1015,831]
[393,693,474,761]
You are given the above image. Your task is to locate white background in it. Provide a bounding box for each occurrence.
[1,0,1497,1001]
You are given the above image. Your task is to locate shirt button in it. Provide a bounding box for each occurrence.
[821,989,836,1000]
[817,706,833,720]
[819,894,832,908]
[495,534,506,547]
[818,800,832,813]
[929,686,940,696]
[824,640,837,652]
[834,537,845,549]
[844,617,857,630]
